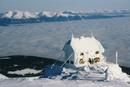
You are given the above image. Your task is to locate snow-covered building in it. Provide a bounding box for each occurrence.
[63,34,105,68]
[63,35,130,81]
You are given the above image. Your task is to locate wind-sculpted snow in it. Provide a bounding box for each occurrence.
[0,10,130,25]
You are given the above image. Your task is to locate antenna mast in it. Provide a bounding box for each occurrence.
[90,31,94,37]
[116,51,118,64]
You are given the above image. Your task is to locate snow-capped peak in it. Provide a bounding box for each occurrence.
[12,10,23,19]
[23,11,37,19]
[55,12,70,17]
[2,10,13,18]
[39,11,56,17]
[1,10,37,19]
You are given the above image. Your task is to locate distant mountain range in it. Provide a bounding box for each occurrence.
[0,10,130,25]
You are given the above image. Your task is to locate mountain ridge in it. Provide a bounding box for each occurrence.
[0,9,130,25]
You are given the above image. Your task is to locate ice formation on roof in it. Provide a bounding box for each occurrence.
[70,35,104,53]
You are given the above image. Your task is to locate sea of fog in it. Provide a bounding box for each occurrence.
[0,17,130,67]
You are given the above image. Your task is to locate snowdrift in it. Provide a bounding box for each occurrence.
[106,63,130,82]
[0,74,8,79]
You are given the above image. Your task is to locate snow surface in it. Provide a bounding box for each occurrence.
[8,68,42,76]
[0,65,130,87]
[0,63,130,87]
[0,78,130,87]
[71,36,104,53]
[105,63,130,82]
[0,64,130,87]
[0,74,8,80]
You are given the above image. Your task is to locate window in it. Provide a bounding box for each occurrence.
[80,52,84,56]
[94,57,100,63]
[95,51,99,54]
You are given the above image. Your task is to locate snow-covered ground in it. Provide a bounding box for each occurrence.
[0,74,8,80]
[8,68,42,76]
[0,78,130,87]
[0,64,130,87]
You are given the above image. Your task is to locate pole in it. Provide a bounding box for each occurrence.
[60,53,73,67]
[116,51,118,64]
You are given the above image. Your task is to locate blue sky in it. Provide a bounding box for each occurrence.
[0,0,130,12]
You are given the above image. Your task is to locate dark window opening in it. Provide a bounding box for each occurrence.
[80,52,84,56]
[95,51,99,54]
